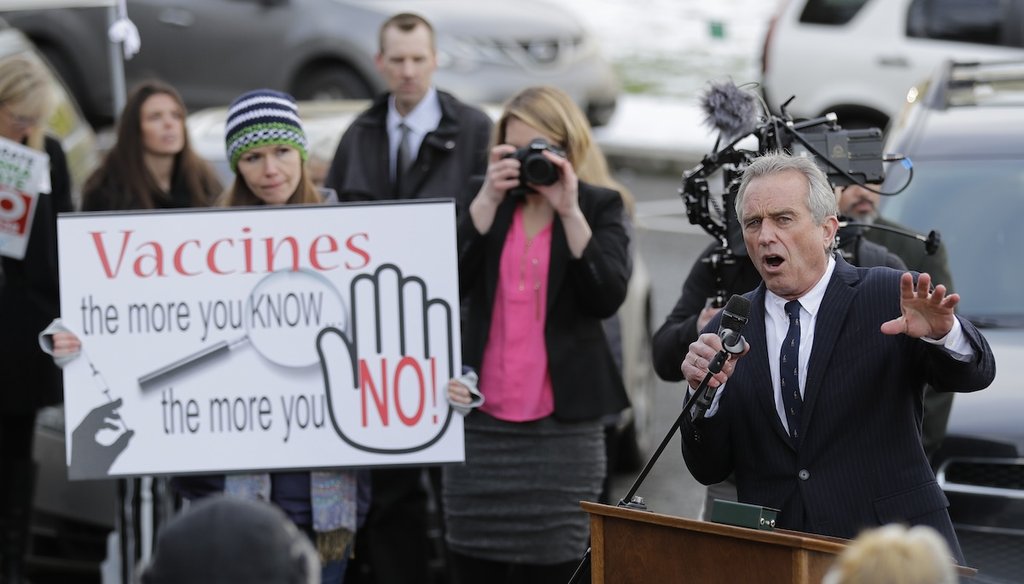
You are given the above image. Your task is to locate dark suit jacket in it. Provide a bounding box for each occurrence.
[681,256,995,560]
[458,182,632,422]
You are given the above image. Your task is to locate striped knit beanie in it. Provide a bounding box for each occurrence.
[225,89,308,172]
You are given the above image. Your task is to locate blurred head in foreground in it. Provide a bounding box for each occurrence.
[822,523,957,584]
[139,494,319,584]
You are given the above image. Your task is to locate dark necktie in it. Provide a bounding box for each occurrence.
[781,300,803,441]
[394,122,412,195]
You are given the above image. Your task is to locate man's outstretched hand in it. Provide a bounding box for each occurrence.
[881,272,958,339]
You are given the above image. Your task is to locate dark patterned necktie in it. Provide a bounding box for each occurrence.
[781,300,803,441]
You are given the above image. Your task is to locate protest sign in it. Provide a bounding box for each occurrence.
[0,136,50,260]
[57,200,462,479]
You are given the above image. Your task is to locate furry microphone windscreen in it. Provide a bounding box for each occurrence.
[700,79,758,142]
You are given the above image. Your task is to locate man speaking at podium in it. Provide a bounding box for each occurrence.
[679,152,995,564]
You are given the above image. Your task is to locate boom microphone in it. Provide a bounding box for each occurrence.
[700,79,759,143]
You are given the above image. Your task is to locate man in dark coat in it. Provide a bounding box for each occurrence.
[680,152,995,564]
[324,14,492,213]
[323,12,492,584]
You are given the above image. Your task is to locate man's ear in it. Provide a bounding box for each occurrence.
[823,215,840,247]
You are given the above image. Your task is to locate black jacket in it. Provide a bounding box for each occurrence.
[0,136,72,413]
[324,90,493,213]
[458,183,632,421]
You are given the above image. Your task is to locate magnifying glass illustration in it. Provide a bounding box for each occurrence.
[137,268,347,391]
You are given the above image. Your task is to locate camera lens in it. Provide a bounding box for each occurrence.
[522,154,558,186]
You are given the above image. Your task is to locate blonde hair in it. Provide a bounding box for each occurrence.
[495,86,635,217]
[822,524,958,584]
[0,54,56,151]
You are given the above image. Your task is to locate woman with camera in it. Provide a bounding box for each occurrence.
[444,85,631,583]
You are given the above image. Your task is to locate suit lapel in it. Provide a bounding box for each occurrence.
[800,257,860,438]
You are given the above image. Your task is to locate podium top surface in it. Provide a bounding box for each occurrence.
[582,501,850,554]
[581,502,977,577]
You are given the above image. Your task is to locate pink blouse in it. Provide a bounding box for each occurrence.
[479,206,554,422]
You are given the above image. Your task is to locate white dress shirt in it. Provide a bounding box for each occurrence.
[386,86,443,182]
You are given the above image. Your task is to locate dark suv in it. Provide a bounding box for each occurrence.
[879,60,1024,584]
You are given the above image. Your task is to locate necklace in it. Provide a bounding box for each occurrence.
[519,234,543,320]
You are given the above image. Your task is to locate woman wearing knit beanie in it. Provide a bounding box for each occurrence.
[177,89,361,584]
[220,89,323,206]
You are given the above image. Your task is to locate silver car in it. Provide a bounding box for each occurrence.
[2,0,620,127]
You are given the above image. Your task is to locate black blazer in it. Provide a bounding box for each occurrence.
[681,256,996,560]
[0,137,72,414]
[458,182,632,422]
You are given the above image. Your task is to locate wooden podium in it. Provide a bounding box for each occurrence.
[583,501,847,584]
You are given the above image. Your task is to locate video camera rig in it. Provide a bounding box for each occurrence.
[680,85,936,308]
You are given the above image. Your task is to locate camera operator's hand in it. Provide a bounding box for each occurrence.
[470,144,519,234]
[697,304,722,334]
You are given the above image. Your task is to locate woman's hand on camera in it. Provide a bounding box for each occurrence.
[534,150,581,219]
[470,144,519,234]
[478,144,520,204]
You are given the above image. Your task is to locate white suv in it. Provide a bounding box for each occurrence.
[761,0,1024,130]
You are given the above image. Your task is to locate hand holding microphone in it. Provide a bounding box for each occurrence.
[683,295,750,422]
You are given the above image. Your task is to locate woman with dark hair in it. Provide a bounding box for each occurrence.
[444,85,632,583]
[81,80,221,211]
[0,53,72,584]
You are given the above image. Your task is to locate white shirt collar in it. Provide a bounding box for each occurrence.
[386,86,442,135]
[765,254,837,317]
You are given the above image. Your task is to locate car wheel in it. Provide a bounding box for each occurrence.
[292,64,374,101]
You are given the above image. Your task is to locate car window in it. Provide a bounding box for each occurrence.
[881,159,1024,324]
[907,0,1023,48]
[798,0,871,25]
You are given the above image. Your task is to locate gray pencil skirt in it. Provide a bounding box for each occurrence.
[442,410,605,565]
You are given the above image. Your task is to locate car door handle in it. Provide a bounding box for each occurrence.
[877,55,910,68]
[158,8,196,28]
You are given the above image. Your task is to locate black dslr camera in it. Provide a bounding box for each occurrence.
[505,138,565,197]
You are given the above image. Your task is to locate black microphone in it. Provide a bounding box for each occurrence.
[691,295,750,422]
[699,79,759,143]
[717,294,750,354]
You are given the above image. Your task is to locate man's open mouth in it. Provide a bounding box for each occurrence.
[765,254,784,268]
